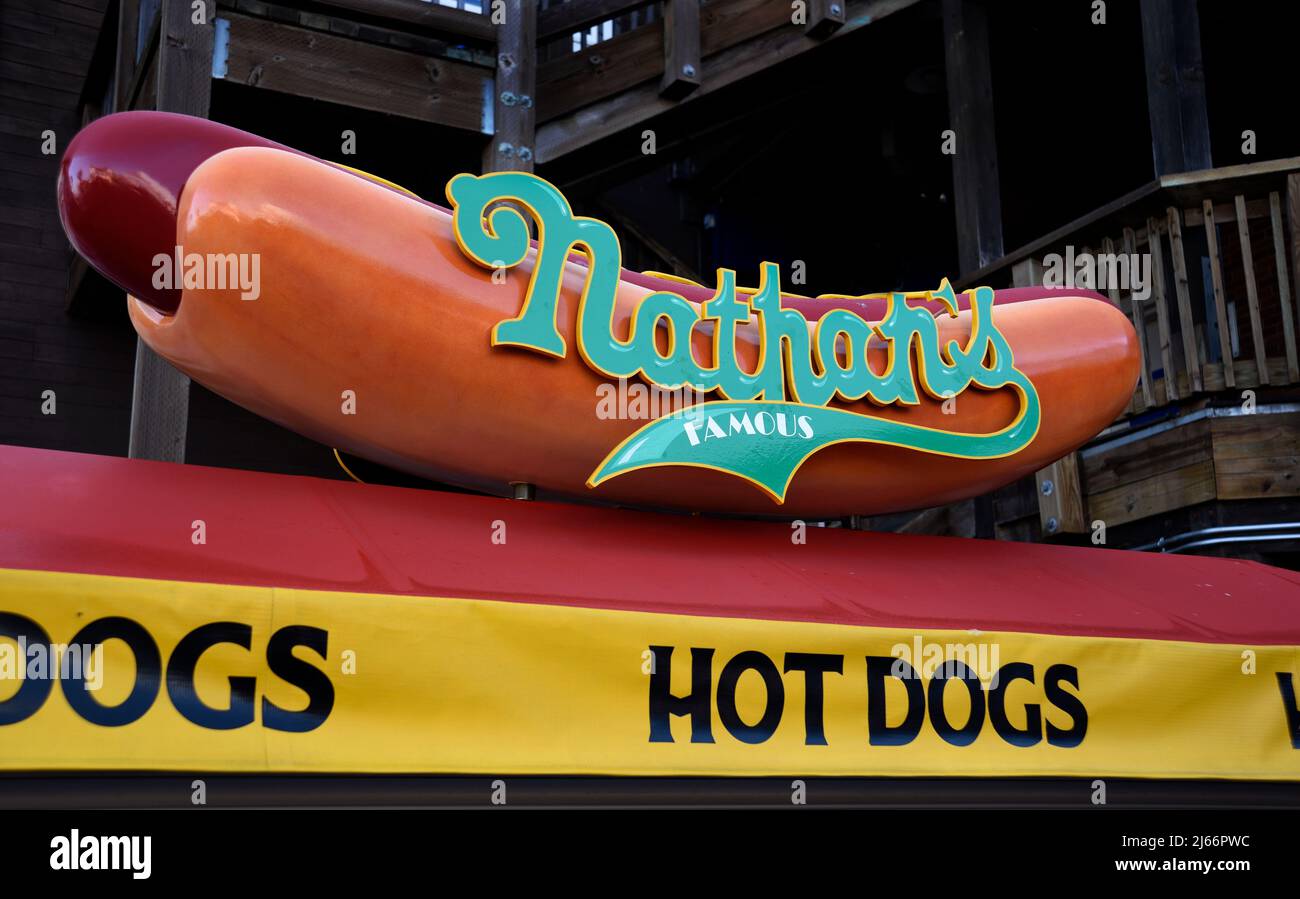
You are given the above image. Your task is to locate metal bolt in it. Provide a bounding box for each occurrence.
[498,142,515,157]
[682,63,697,78]
[518,146,534,162]
[1046,517,1060,535]
[511,482,536,501]
[831,3,843,15]
[519,94,533,108]
[500,91,517,106]
[1040,479,1054,497]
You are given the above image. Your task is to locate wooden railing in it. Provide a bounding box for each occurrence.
[967,158,1300,420]
[952,158,1300,542]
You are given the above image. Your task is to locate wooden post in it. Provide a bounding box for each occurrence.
[1269,190,1300,383]
[128,341,192,462]
[942,0,1004,275]
[1201,199,1235,388]
[1123,228,1155,407]
[1014,258,1087,536]
[128,0,215,462]
[484,0,538,173]
[1034,453,1087,538]
[659,0,701,100]
[1166,206,1203,392]
[1105,233,1151,409]
[1233,194,1269,385]
[1146,217,1178,401]
[114,0,142,113]
[805,0,847,39]
[1288,175,1300,378]
[1139,0,1211,175]
[158,0,214,115]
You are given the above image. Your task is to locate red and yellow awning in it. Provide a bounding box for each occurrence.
[1,445,1297,779]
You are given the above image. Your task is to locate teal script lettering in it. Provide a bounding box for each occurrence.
[446,172,1041,502]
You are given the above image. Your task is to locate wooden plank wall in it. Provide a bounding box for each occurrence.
[0,0,139,455]
[1084,417,1217,528]
[1213,412,1300,500]
[1080,411,1300,530]
[221,12,492,132]
[536,0,791,121]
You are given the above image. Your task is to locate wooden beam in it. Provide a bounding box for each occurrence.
[113,0,141,112]
[1138,0,1211,175]
[1035,454,1088,536]
[1161,156,1300,198]
[1089,459,1216,528]
[158,0,214,116]
[124,8,161,110]
[538,0,644,42]
[537,0,794,122]
[1011,258,1086,535]
[1083,417,1212,496]
[1201,198,1235,388]
[1184,197,1269,227]
[1233,194,1269,385]
[1211,411,1300,500]
[1146,217,1178,401]
[130,0,215,463]
[1172,357,1289,395]
[1123,228,1156,406]
[1101,236,1135,412]
[659,0,701,100]
[539,16,664,122]
[222,12,491,133]
[1289,175,1300,379]
[1166,206,1203,392]
[805,0,847,38]
[484,0,537,171]
[942,0,1003,275]
[535,0,921,163]
[700,0,798,56]
[129,340,192,463]
[310,0,496,42]
[1269,191,1300,382]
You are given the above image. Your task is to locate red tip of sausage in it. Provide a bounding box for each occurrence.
[57,111,287,314]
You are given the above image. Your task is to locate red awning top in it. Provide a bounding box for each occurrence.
[1,444,1297,644]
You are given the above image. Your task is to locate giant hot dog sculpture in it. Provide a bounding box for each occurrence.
[58,112,1139,517]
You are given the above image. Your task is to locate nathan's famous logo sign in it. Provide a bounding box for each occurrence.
[447,173,1041,502]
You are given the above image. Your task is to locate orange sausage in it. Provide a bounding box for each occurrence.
[131,146,1140,517]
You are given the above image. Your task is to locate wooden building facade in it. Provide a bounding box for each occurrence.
[1,0,1298,565]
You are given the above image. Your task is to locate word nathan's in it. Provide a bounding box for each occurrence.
[448,172,1041,501]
